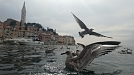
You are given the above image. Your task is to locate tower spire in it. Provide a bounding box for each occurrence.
[21,1,26,26]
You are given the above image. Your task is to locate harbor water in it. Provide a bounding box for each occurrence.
[0,45,134,75]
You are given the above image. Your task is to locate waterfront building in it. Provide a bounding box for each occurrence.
[11,30,19,39]
[53,34,58,45]
[58,35,64,45]
[0,2,76,45]
[42,33,52,45]
[63,35,75,45]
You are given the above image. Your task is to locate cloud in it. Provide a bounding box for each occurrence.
[0,0,134,48]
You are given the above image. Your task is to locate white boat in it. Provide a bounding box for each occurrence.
[4,38,22,45]
[5,38,44,45]
[18,38,44,45]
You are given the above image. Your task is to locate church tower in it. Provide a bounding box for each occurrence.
[21,2,26,26]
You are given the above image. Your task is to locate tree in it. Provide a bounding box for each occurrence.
[9,20,16,30]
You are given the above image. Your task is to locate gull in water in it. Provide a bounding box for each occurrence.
[71,12,112,39]
[61,41,121,71]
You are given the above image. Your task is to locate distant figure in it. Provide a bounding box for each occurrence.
[71,12,112,39]
[61,41,121,71]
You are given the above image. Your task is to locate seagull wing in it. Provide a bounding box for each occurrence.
[71,12,88,30]
[77,43,85,48]
[76,41,120,71]
[91,31,113,38]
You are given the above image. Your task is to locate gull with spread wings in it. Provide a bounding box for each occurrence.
[71,12,112,39]
[61,41,121,71]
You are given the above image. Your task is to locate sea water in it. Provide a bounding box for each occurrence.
[0,45,134,75]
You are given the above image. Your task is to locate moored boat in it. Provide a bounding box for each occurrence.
[4,38,44,45]
[18,38,44,45]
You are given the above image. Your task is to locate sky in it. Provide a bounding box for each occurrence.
[0,0,134,48]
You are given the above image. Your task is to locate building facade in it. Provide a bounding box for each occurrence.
[0,2,76,45]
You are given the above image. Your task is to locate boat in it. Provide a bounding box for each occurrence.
[4,38,44,45]
[118,49,132,54]
[4,38,22,45]
[18,38,44,45]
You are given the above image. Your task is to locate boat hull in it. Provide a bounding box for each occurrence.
[18,41,44,45]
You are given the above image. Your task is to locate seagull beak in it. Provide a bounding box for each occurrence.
[61,52,66,55]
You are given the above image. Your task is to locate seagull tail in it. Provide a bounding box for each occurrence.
[79,32,84,38]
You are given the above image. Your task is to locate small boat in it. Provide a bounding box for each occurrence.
[127,50,132,54]
[4,38,23,45]
[18,38,44,45]
[118,49,132,54]
[118,50,127,54]
[4,38,44,45]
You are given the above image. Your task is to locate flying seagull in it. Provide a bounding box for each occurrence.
[71,12,112,39]
[61,41,121,71]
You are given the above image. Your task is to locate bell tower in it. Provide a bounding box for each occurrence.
[21,2,26,26]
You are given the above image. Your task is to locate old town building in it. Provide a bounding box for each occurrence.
[0,2,75,45]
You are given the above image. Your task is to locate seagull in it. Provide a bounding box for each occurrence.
[71,12,113,39]
[61,41,121,71]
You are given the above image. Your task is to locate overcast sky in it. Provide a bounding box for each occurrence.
[0,0,134,48]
